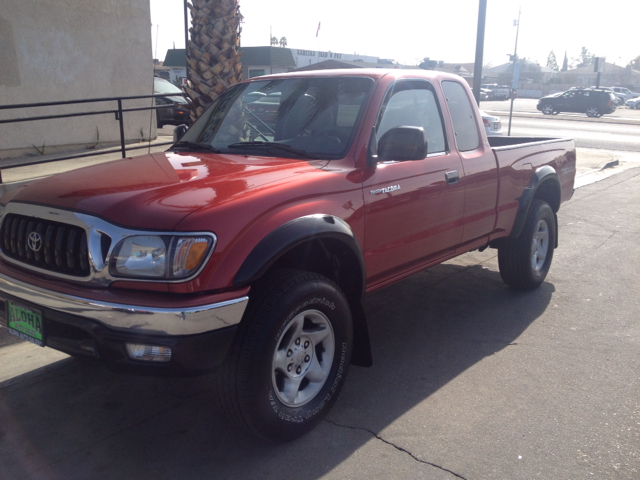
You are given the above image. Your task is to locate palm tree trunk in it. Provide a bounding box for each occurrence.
[186,0,243,122]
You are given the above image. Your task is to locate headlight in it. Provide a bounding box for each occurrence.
[109,234,214,280]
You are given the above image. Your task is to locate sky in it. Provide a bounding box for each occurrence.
[150,0,640,68]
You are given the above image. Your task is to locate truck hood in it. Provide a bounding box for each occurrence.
[6,152,329,230]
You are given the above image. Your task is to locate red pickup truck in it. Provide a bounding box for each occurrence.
[0,69,575,441]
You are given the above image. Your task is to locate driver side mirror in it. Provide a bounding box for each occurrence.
[367,126,427,166]
[173,124,188,142]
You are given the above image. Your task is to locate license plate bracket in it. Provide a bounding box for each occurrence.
[6,300,45,347]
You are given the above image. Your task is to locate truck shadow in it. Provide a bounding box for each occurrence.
[1,259,553,479]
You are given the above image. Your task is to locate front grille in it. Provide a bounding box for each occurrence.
[0,214,90,277]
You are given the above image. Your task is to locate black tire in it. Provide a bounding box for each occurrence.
[217,269,353,442]
[498,200,556,290]
[586,106,600,118]
[541,104,555,115]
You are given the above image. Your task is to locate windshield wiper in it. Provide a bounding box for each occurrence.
[172,141,221,153]
[227,142,319,159]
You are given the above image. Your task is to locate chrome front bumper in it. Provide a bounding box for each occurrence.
[0,272,248,336]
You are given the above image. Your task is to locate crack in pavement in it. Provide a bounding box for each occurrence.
[324,418,468,479]
[594,231,617,250]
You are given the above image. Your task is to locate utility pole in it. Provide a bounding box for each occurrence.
[472,0,487,105]
[508,6,521,136]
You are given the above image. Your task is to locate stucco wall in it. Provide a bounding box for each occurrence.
[0,0,155,158]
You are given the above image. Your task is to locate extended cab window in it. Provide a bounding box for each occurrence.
[375,80,447,155]
[441,81,480,152]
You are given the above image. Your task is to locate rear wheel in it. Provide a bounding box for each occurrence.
[586,106,600,117]
[217,269,353,442]
[498,200,556,290]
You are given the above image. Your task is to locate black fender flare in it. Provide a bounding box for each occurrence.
[510,165,560,246]
[233,214,366,298]
[233,214,372,367]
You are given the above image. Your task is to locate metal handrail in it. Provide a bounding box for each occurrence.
[0,92,188,182]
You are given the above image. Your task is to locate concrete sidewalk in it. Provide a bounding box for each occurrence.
[0,135,174,196]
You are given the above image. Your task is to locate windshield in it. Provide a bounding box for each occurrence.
[154,77,184,95]
[178,76,374,159]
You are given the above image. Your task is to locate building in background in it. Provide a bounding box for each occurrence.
[239,47,297,78]
[560,61,640,88]
[160,46,389,82]
[162,49,188,84]
[290,49,378,69]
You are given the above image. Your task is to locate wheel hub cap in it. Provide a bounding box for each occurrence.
[531,219,549,272]
[271,309,335,407]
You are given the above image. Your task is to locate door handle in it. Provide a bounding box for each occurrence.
[445,170,459,184]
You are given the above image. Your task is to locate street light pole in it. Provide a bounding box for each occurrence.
[507,6,521,136]
[472,0,488,105]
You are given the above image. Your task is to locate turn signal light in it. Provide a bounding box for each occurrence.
[125,343,172,362]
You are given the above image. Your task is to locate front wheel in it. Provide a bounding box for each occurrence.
[541,104,555,115]
[217,269,353,442]
[498,200,556,290]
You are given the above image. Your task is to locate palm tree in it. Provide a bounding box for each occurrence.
[185,0,243,121]
[279,37,287,48]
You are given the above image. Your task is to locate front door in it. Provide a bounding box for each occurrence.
[363,80,466,286]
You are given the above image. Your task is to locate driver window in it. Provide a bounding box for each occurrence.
[376,82,447,155]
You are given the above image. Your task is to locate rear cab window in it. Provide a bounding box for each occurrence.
[441,81,480,152]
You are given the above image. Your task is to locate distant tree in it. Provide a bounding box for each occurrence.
[628,55,640,70]
[546,51,559,71]
[524,58,541,71]
[573,46,594,68]
[561,51,568,71]
[279,36,287,48]
[270,35,279,46]
[419,57,437,69]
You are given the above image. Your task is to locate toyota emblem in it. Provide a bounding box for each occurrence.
[28,232,43,252]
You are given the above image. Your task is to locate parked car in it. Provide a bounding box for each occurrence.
[154,77,190,128]
[608,86,640,101]
[537,88,616,117]
[625,97,640,109]
[479,88,492,100]
[0,69,576,442]
[480,110,502,136]
[481,84,510,100]
[244,92,282,125]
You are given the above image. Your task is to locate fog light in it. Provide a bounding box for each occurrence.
[125,343,172,362]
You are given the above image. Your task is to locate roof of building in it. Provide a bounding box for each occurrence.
[563,61,640,76]
[239,46,296,68]
[163,49,186,67]
[162,46,297,69]
[294,59,412,72]
[485,62,556,75]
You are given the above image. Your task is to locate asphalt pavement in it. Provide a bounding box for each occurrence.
[1,123,639,479]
